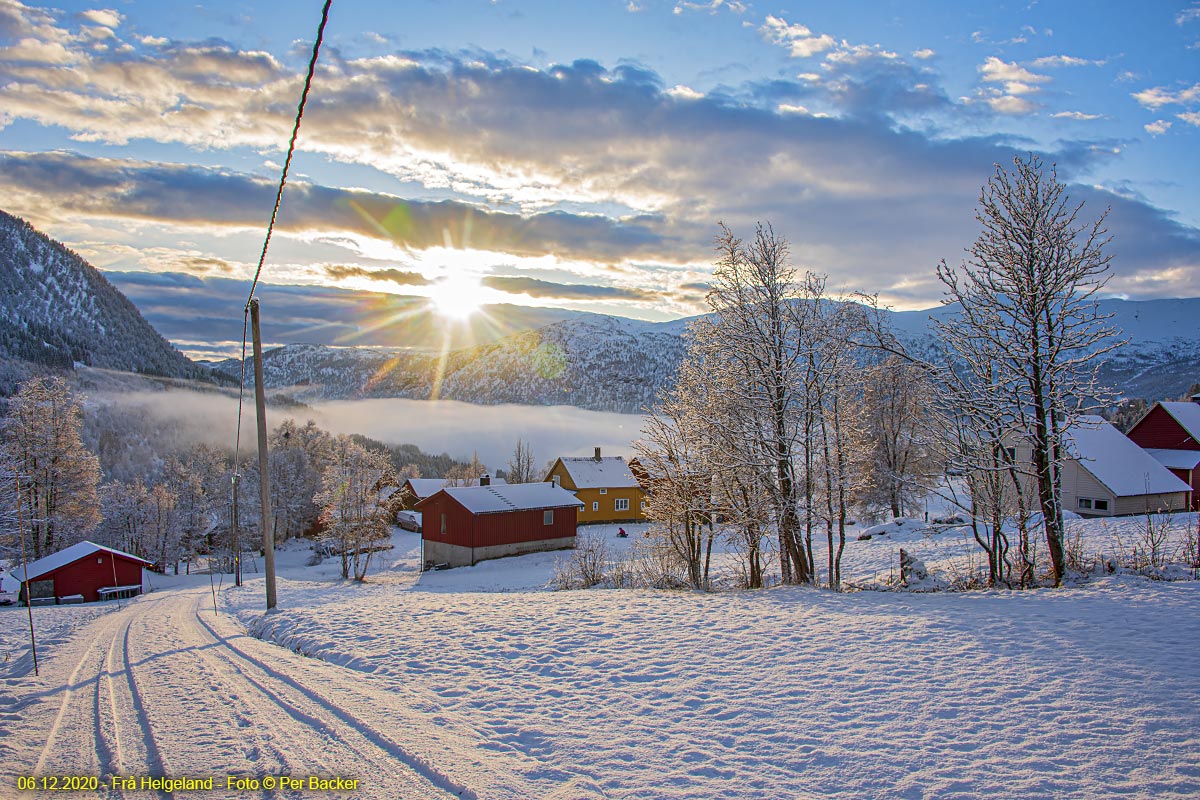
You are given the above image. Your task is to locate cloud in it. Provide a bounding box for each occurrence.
[0,150,676,263]
[1177,6,1200,24]
[482,275,661,302]
[979,56,1050,87]
[911,48,935,59]
[976,57,1051,115]
[78,9,122,28]
[1132,82,1200,109]
[324,265,431,286]
[1178,110,1200,126]
[1052,110,1101,120]
[1030,54,1099,68]
[673,0,746,14]
[760,16,837,58]
[1144,119,1172,135]
[0,19,1196,310]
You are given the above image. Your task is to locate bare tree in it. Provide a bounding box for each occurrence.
[2,375,101,558]
[862,356,941,520]
[315,436,394,581]
[505,438,538,484]
[705,223,815,584]
[936,153,1120,586]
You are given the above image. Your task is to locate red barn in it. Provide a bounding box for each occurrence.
[417,481,583,567]
[11,541,149,604]
[1126,397,1200,510]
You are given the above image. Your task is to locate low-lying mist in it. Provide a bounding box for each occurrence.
[88,389,646,472]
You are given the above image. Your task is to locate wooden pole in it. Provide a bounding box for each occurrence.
[249,298,277,610]
[15,473,38,676]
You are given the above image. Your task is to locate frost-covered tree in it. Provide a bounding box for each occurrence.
[315,436,394,581]
[936,154,1119,586]
[861,356,940,520]
[704,223,816,584]
[164,443,226,571]
[2,375,101,557]
[505,439,538,484]
[268,419,331,541]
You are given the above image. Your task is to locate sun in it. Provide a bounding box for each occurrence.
[429,273,490,320]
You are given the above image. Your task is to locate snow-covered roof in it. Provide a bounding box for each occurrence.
[427,483,584,515]
[9,540,151,583]
[1066,416,1192,497]
[556,456,640,489]
[1145,449,1200,470]
[1158,401,1200,442]
[404,478,450,499]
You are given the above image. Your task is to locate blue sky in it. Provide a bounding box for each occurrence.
[1,0,1198,339]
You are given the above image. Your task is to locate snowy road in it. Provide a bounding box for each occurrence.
[0,586,520,800]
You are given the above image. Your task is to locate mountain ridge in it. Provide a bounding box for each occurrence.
[0,210,210,390]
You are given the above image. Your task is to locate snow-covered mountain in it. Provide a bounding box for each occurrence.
[214,316,687,413]
[214,297,1200,412]
[0,210,207,386]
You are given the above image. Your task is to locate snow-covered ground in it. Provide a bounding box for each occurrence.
[2,516,1198,799]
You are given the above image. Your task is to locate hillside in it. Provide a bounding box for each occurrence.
[213,297,1200,412]
[0,210,208,389]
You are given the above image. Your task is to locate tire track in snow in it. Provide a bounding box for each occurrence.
[190,594,460,799]
[171,594,332,800]
[32,612,117,777]
[118,610,171,800]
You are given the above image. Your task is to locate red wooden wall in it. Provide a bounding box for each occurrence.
[419,493,578,549]
[48,552,144,602]
[1127,405,1200,450]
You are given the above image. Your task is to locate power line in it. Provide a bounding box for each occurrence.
[230,0,333,594]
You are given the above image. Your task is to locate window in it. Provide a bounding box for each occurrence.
[615,498,629,512]
[440,513,447,534]
[544,509,554,525]
[1078,499,1093,510]
[600,488,607,495]
[1004,447,1016,461]
[640,500,646,509]
[1094,499,1109,511]
[592,501,599,511]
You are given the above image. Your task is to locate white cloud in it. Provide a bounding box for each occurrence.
[79,8,122,28]
[1132,82,1200,108]
[1177,6,1200,24]
[1052,110,1101,120]
[1030,54,1098,67]
[1144,119,1172,135]
[911,48,935,59]
[760,15,837,58]
[1177,110,1200,126]
[979,57,1051,86]
[673,0,745,14]
[986,94,1038,115]
[666,84,703,100]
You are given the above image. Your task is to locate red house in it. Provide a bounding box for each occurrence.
[417,481,583,567]
[1126,397,1200,511]
[11,541,150,604]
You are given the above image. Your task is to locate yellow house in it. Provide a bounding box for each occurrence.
[545,448,647,524]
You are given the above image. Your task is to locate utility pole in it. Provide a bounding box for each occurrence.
[249,298,277,610]
[15,473,38,676]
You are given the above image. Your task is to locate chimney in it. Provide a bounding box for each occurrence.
[594,446,602,461]
[480,473,490,486]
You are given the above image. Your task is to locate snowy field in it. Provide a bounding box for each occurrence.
[2,517,1199,799]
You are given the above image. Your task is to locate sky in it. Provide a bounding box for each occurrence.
[2,0,1199,348]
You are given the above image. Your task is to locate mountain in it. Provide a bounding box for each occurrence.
[213,298,1200,412]
[102,271,605,358]
[213,316,687,413]
[0,210,208,388]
